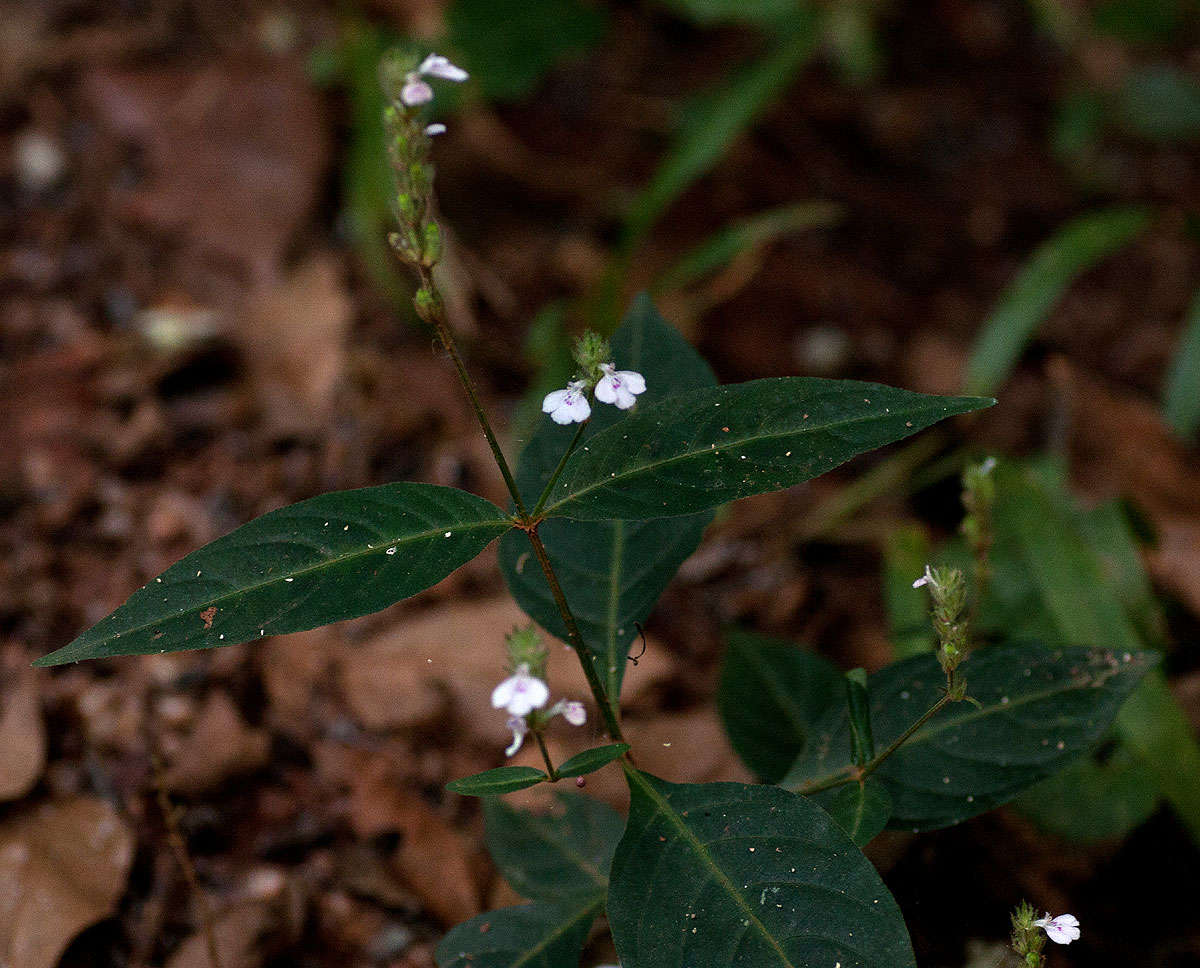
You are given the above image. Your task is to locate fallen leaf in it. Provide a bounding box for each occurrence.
[239,254,353,433]
[0,668,46,802]
[164,692,270,794]
[0,797,135,968]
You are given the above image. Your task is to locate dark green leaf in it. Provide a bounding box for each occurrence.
[609,771,916,968]
[718,630,842,783]
[658,0,803,26]
[542,380,992,521]
[447,0,607,102]
[1015,745,1158,842]
[965,208,1151,396]
[1163,286,1200,438]
[820,781,893,847]
[781,643,1156,831]
[435,899,599,968]
[483,792,624,900]
[987,461,1200,839]
[501,296,716,702]
[446,767,547,797]
[557,744,629,778]
[35,484,512,667]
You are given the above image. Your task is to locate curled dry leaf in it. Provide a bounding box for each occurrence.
[0,668,46,802]
[0,797,135,968]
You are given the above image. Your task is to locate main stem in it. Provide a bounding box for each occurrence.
[418,267,528,519]
[412,269,623,742]
[526,527,625,743]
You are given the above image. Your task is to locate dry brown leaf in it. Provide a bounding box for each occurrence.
[387,796,481,927]
[0,668,46,802]
[261,628,340,733]
[338,597,677,741]
[83,60,329,289]
[0,797,135,968]
[163,692,270,794]
[239,255,353,433]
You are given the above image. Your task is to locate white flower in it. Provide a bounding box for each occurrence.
[401,79,433,106]
[912,564,937,590]
[424,123,447,136]
[1033,913,1080,945]
[542,380,592,425]
[505,715,528,757]
[491,663,550,717]
[418,53,469,82]
[548,699,586,726]
[594,364,646,410]
[979,456,997,474]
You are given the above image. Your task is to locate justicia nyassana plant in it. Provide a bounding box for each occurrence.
[37,49,1151,968]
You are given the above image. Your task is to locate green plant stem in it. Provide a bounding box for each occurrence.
[796,689,958,796]
[418,267,528,519]
[531,419,589,518]
[526,527,625,744]
[533,730,559,780]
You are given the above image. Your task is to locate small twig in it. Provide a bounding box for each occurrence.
[151,751,223,968]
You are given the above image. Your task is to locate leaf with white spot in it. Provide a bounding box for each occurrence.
[36,483,512,665]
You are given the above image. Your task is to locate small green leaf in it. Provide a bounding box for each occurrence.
[446,767,547,797]
[623,26,820,246]
[483,792,623,900]
[965,207,1151,396]
[501,296,716,702]
[556,744,629,778]
[718,630,842,783]
[1163,286,1200,439]
[609,771,916,968]
[820,781,893,847]
[781,643,1156,831]
[435,899,599,968]
[36,483,512,666]
[543,379,992,521]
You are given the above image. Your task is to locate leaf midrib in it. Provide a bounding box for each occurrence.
[545,396,966,515]
[509,898,601,968]
[513,813,609,892]
[82,515,511,648]
[789,658,1146,791]
[626,770,798,968]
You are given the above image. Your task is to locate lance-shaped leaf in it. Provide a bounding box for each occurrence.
[541,379,993,521]
[718,630,842,783]
[484,792,624,901]
[435,898,600,968]
[35,483,512,666]
[501,296,716,702]
[609,771,916,968]
[446,767,547,797]
[781,643,1156,831]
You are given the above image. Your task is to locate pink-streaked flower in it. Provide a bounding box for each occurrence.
[542,380,591,425]
[505,715,528,757]
[594,364,646,410]
[418,53,469,82]
[912,564,937,590]
[424,123,447,136]
[491,663,550,717]
[1033,913,1080,945]
[548,699,586,726]
[401,79,433,106]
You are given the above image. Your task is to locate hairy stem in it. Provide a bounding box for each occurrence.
[796,688,958,795]
[526,527,625,743]
[531,419,589,518]
[533,729,559,780]
[417,267,528,519]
